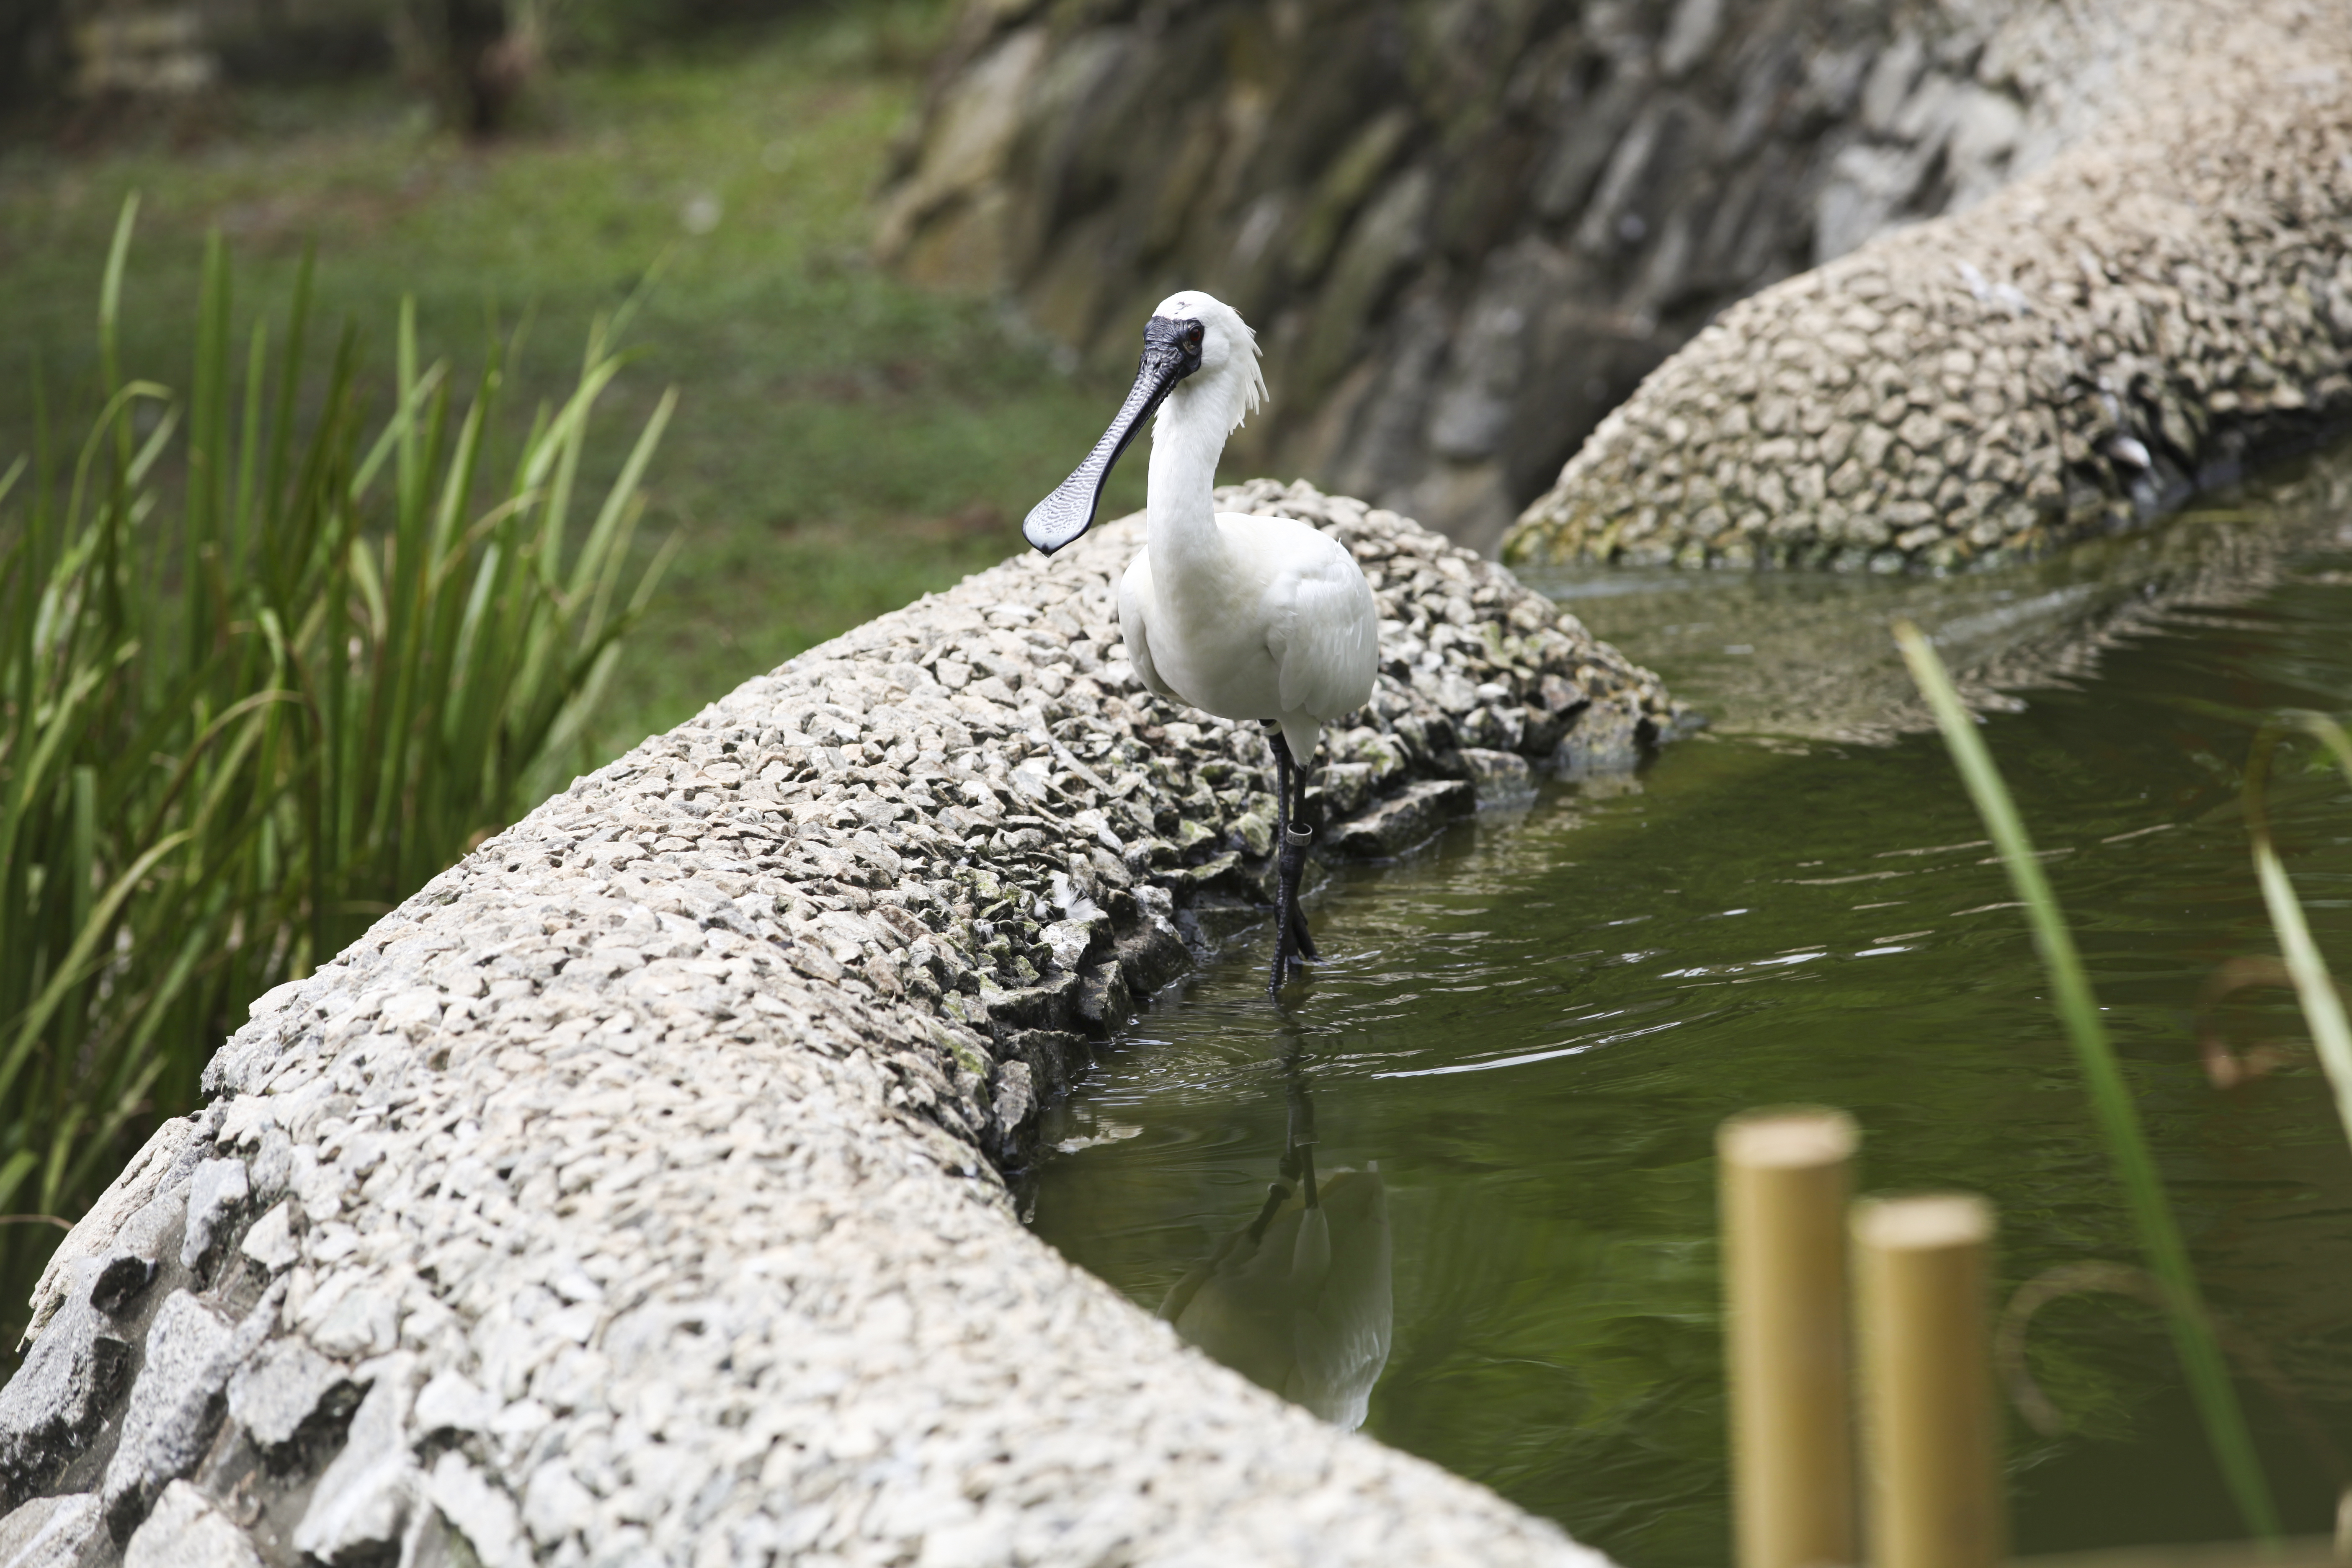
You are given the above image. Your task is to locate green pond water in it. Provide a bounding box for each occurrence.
[1025,448,2352,1564]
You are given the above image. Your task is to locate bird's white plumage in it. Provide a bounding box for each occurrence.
[1117,293,1378,762]
[1269,539,1380,720]
[1114,562,1172,700]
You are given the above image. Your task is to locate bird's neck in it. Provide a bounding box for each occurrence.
[1146,386,1229,585]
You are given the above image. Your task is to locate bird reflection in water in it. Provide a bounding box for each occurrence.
[1157,1051,1393,1429]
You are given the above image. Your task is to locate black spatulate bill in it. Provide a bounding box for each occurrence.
[1022,315,1204,555]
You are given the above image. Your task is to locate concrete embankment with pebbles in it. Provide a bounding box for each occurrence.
[0,482,1682,1567]
[1506,0,2352,574]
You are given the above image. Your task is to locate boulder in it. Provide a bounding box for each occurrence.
[1328,779,1474,857]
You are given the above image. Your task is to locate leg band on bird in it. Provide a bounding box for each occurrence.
[1264,731,1324,995]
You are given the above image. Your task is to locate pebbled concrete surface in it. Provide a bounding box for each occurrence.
[1507,0,2352,573]
[0,489,1674,1565]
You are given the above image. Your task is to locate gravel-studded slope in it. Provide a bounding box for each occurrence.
[1506,0,2352,573]
[0,485,1679,1567]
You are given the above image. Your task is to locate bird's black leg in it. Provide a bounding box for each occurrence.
[1266,730,1318,999]
[1288,743,1319,962]
[1244,1181,1292,1245]
[1267,730,1300,998]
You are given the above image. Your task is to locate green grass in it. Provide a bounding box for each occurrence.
[0,193,667,1343]
[2244,713,2352,1153]
[0,1,1148,758]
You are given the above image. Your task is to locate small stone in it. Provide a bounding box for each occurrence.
[428,1452,528,1568]
[238,1201,298,1274]
[1429,671,1482,715]
[981,970,1078,1032]
[402,1508,466,1568]
[1553,703,1645,777]
[413,1371,496,1436]
[307,1284,397,1360]
[1074,964,1133,1039]
[90,1186,187,1316]
[291,1362,419,1563]
[123,1480,263,1568]
[1036,920,1093,973]
[545,1262,603,1306]
[1459,748,1536,807]
[248,1125,294,1203]
[1308,762,1374,821]
[1158,849,1245,893]
[0,1491,101,1568]
[180,1159,250,1271]
[1326,780,1475,858]
[379,989,444,1036]
[1115,917,1189,998]
[17,1114,202,1346]
[991,1061,1036,1149]
[521,1461,596,1548]
[227,1338,348,1450]
[102,1291,238,1536]
[0,1262,130,1504]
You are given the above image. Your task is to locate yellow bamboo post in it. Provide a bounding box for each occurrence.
[1853,1193,2003,1568]
[1719,1108,1859,1568]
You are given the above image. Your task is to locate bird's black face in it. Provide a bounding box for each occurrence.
[1021,313,1207,556]
[1143,312,1207,382]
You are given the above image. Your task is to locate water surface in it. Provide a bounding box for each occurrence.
[1029,453,2352,1563]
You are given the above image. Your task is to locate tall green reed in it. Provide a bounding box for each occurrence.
[2244,712,2352,1155]
[1893,619,2280,1542]
[0,196,674,1338]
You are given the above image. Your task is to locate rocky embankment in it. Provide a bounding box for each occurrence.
[881,0,2164,551]
[0,485,1675,1567]
[1506,0,2352,572]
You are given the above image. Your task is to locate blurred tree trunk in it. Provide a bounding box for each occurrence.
[393,0,543,135]
[2,0,72,121]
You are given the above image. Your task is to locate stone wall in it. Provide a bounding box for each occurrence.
[878,0,2155,552]
[1505,0,2352,572]
[0,486,1679,1566]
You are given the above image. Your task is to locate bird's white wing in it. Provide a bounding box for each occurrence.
[1253,519,1379,721]
[1117,553,1179,700]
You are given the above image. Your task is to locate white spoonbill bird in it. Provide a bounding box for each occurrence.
[1022,291,1378,1000]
